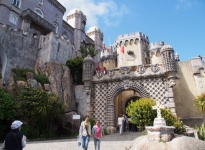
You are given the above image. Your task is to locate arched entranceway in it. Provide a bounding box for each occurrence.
[115,90,141,127]
[0,44,7,83]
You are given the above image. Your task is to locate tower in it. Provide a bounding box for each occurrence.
[66,9,86,51]
[83,55,95,116]
[114,32,149,68]
[87,26,104,67]
[160,44,177,114]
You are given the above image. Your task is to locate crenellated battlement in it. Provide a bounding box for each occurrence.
[150,41,165,51]
[115,32,149,45]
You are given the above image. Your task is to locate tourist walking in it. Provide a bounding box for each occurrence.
[2,120,27,150]
[118,114,124,135]
[92,120,104,150]
[79,115,91,150]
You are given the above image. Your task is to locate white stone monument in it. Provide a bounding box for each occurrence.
[146,101,175,142]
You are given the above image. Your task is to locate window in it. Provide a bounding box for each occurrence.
[34,8,44,18]
[38,0,43,5]
[55,14,59,21]
[62,31,68,38]
[9,12,18,25]
[12,0,21,8]
[53,22,58,33]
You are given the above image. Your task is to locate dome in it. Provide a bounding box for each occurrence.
[87,26,101,33]
[160,44,173,52]
[84,55,94,62]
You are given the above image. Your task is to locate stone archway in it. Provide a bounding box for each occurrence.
[106,80,149,127]
[115,93,141,126]
[0,44,7,84]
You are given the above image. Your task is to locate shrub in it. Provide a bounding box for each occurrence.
[12,68,49,85]
[198,122,205,141]
[126,98,185,134]
[12,68,34,81]
[66,57,83,85]
[161,109,185,134]
[194,92,205,121]
[16,86,64,138]
[34,74,49,86]
[126,98,156,131]
[0,89,16,140]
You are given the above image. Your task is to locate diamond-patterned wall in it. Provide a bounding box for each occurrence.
[92,77,168,127]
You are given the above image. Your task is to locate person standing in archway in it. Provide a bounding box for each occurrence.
[118,114,124,135]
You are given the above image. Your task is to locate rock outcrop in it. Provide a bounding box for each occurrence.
[44,62,76,112]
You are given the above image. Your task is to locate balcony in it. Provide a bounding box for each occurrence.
[22,9,55,33]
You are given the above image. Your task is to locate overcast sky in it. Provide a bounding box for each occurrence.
[58,0,205,61]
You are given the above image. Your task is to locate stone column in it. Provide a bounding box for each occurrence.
[83,55,94,116]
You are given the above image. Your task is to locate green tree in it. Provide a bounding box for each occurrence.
[16,86,64,138]
[80,45,100,58]
[195,92,205,122]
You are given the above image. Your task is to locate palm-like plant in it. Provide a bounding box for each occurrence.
[16,86,64,138]
[195,92,205,122]
[80,45,100,58]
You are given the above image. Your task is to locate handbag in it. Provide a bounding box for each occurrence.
[77,135,81,146]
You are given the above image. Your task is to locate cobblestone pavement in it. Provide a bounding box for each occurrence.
[24,132,141,150]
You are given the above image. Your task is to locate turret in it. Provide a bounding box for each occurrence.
[66,9,86,51]
[160,44,177,73]
[83,55,94,116]
[149,41,165,64]
[83,55,94,83]
[100,44,116,70]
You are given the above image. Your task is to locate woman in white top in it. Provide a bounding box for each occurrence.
[118,114,125,135]
[79,115,91,150]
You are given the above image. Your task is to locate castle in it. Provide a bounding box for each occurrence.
[0,0,205,130]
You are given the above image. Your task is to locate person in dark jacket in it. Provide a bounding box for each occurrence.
[2,120,27,150]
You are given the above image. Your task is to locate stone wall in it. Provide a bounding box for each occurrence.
[0,25,39,83]
[74,85,87,116]
[173,61,201,120]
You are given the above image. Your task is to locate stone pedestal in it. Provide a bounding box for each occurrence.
[146,117,175,142]
[153,118,166,126]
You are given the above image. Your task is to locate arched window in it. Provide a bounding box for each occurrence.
[9,12,18,25]
[34,8,44,18]
[12,0,21,8]
[53,22,58,33]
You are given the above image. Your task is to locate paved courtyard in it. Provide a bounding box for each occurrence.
[24,132,141,150]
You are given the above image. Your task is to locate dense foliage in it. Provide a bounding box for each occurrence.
[66,57,83,85]
[126,98,156,131]
[161,109,185,134]
[16,86,64,138]
[126,98,185,134]
[0,89,16,140]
